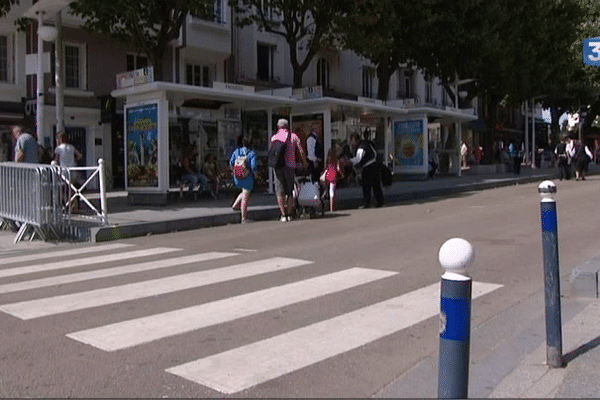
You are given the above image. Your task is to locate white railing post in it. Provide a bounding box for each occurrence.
[98,158,108,224]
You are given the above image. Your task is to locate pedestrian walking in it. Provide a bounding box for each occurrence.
[306,129,323,183]
[350,129,384,208]
[509,141,523,175]
[320,146,343,212]
[570,139,593,181]
[230,134,257,224]
[268,118,307,222]
[461,140,469,168]
[54,131,82,168]
[554,135,571,180]
[11,124,38,163]
[54,131,83,211]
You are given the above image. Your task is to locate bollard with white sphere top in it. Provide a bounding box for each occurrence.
[437,238,474,399]
[538,180,563,368]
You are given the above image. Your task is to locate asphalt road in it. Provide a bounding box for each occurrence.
[0,177,598,398]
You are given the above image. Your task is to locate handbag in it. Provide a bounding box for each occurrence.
[380,163,393,187]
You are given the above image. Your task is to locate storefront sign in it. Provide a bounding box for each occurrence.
[126,103,159,187]
[213,82,255,93]
[293,86,323,100]
[116,67,155,89]
[358,96,383,105]
[394,119,424,166]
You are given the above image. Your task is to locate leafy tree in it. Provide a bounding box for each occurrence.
[0,0,17,17]
[229,0,347,88]
[337,0,432,100]
[69,0,214,81]
[408,0,586,158]
[569,0,600,138]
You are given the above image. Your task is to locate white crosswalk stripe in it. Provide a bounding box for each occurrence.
[0,252,238,294]
[67,267,397,351]
[0,244,504,395]
[0,243,134,266]
[0,257,312,319]
[165,281,503,394]
[0,247,181,279]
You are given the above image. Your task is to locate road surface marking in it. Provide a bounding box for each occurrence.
[166,281,503,394]
[67,267,397,351]
[0,252,238,294]
[0,257,312,320]
[0,243,134,265]
[0,247,181,279]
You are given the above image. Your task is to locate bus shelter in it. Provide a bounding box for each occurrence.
[112,81,477,204]
[111,81,295,205]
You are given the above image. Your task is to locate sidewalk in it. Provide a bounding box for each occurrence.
[92,164,564,242]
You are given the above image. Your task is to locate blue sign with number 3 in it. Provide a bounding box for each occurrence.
[584,37,600,66]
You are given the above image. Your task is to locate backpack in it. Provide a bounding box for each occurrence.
[268,132,289,168]
[324,163,338,183]
[233,150,249,179]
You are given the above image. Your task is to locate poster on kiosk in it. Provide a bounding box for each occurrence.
[394,119,427,175]
[124,100,169,203]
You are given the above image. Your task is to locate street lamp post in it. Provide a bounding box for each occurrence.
[453,77,475,177]
[55,10,64,134]
[530,95,547,169]
[25,0,69,146]
[36,11,45,142]
[36,14,58,145]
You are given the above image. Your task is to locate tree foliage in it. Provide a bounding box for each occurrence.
[336,0,432,100]
[229,0,347,88]
[0,0,17,17]
[69,0,214,80]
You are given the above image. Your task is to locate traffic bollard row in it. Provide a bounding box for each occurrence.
[435,182,564,399]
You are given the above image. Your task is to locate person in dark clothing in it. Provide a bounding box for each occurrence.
[349,129,384,208]
[510,141,523,175]
[571,139,593,181]
[554,135,571,180]
[306,130,323,183]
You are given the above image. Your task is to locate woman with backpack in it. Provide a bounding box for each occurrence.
[230,134,257,224]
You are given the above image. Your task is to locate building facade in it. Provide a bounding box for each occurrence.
[1,0,482,195]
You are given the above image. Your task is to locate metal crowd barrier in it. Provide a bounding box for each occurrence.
[0,159,108,243]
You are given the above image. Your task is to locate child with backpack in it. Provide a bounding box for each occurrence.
[320,146,343,212]
[229,134,257,224]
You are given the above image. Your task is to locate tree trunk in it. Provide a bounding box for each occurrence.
[376,58,391,101]
[293,67,303,89]
[482,95,499,164]
[550,105,560,145]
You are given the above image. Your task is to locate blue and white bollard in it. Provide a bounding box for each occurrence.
[437,238,475,399]
[538,180,563,368]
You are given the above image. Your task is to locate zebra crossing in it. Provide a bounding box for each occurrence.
[0,243,503,395]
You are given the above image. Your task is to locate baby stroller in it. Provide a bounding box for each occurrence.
[293,175,325,218]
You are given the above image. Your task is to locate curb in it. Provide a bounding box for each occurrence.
[91,173,554,243]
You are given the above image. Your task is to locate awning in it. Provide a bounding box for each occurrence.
[112,81,295,111]
[112,81,477,125]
